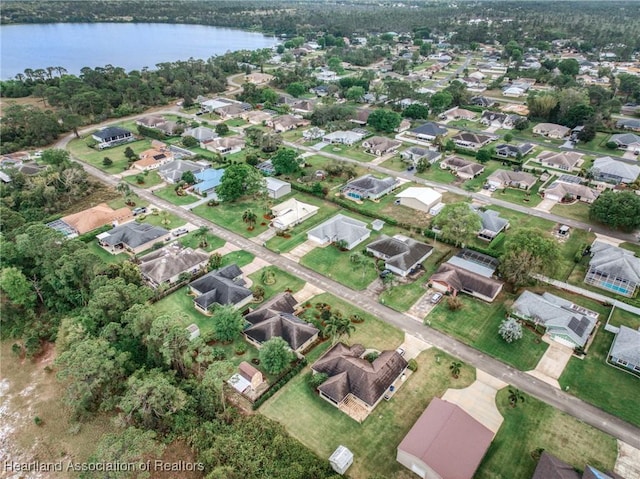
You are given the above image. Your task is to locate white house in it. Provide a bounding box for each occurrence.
[271,198,319,230]
[307,214,371,250]
[395,187,442,213]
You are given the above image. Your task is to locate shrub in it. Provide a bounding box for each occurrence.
[102,157,113,166]
[407,358,418,371]
[307,372,328,390]
[364,351,379,362]
[210,347,227,360]
[34,416,43,426]
[605,141,618,150]
[447,296,463,311]
[235,343,247,355]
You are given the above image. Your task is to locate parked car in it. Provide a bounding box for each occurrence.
[407,165,415,171]
[132,207,147,216]
[172,228,189,237]
[396,347,405,357]
[430,292,443,304]
[379,269,392,279]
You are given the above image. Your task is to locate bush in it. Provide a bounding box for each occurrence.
[34,416,43,426]
[605,141,618,150]
[364,351,379,362]
[407,358,418,371]
[235,343,247,355]
[102,157,113,166]
[307,372,328,390]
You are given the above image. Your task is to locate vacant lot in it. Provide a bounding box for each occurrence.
[475,388,617,479]
[193,198,271,239]
[153,184,200,206]
[261,348,475,479]
[122,170,164,189]
[322,143,375,162]
[551,201,592,223]
[248,267,306,304]
[301,243,378,291]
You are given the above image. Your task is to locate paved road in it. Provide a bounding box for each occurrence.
[285,140,639,243]
[57,133,640,448]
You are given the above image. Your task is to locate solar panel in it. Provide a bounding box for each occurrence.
[568,316,588,337]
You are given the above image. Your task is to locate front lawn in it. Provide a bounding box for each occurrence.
[248,267,306,303]
[122,170,163,189]
[496,182,543,207]
[224,118,247,127]
[300,244,378,291]
[220,250,255,268]
[193,198,271,238]
[463,160,503,192]
[136,211,186,229]
[551,201,592,223]
[417,165,457,183]
[261,348,475,479]
[427,294,549,371]
[153,184,200,206]
[379,155,409,172]
[179,229,225,252]
[559,323,640,427]
[321,143,376,162]
[68,136,153,174]
[475,388,618,479]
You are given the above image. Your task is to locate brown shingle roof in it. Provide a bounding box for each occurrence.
[430,263,503,299]
[531,452,580,479]
[62,203,132,235]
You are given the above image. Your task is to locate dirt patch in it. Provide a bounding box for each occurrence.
[380,203,431,228]
[59,182,121,215]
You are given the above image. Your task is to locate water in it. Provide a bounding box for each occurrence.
[0,23,278,79]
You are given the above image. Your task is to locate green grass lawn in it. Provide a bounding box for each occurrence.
[580,132,625,157]
[152,286,212,332]
[107,193,146,210]
[464,160,503,192]
[475,388,617,479]
[220,250,255,268]
[487,205,555,232]
[620,242,640,256]
[179,230,225,252]
[86,241,128,264]
[193,198,271,238]
[551,201,592,223]
[559,323,640,427]
[301,244,378,291]
[417,165,457,183]
[608,306,640,330]
[122,170,163,189]
[554,228,596,281]
[261,347,475,479]
[496,182,543,207]
[322,143,376,162]
[224,118,247,127]
[153,184,200,206]
[68,137,153,174]
[136,211,186,229]
[380,155,410,172]
[248,267,306,303]
[427,294,549,371]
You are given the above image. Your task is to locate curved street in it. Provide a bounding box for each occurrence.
[57,130,640,449]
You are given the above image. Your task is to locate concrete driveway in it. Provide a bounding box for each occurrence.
[398,332,433,360]
[211,242,240,256]
[615,440,640,479]
[534,198,556,212]
[526,338,574,389]
[294,282,325,305]
[283,239,319,262]
[442,370,506,434]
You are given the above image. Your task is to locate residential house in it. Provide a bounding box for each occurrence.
[471,96,495,108]
[361,136,402,156]
[608,325,640,374]
[138,244,209,288]
[302,127,326,141]
[543,179,600,203]
[192,168,225,196]
[397,398,493,479]
[480,111,521,129]
[450,132,495,150]
[323,130,367,145]
[495,143,534,159]
[502,86,525,97]
[395,187,442,213]
[536,150,583,171]
[609,133,640,152]
[592,156,640,184]
[228,361,265,396]
[265,177,291,199]
[47,203,133,238]
[136,116,166,129]
[532,451,624,479]
[430,249,503,302]
[440,156,485,180]
[310,85,330,97]
[244,292,319,353]
[585,242,640,297]
[311,343,407,420]
[400,147,440,165]
[341,174,399,200]
[216,103,245,120]
[486,170,537,190]
[511,291,598,348]
[270,198,319,230]
[442,107,477,122]
[291,100,315,114]
[395,118,412,133]
[241,109,273,125]
[476,208,509,241]
[182,126,217,143]
[266,115,310,133]
[615,118,640,132]
[202,136,245,155]
[131,141,173,171]
[157,159,205,184]
[256,159,276,176]
[307,214,371,250]
[200,98,234,113]
[97,222,169,255]
[92,126,134,149]
[188,264,253,313]
[533,123,571,139]
[407,122,448,141]
[366,235,433,277]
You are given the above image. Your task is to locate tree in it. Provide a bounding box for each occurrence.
[499,229,560,285]
[527,94,558,121]
[367,109,402,133]
[119,369,187,431]
[215,123,229,136]
[589,191,640,232]
[345,86,365,102]
[259,337,294,375]
[211,304,244,342]
[271,148,301,175]
[475,148,492,163]
[208,253,222,271]
[182,135,199,148]
[124,146,137,160]
[260,267,276,285]
[449,361,462,378]
[147,314,194,378]
[432,203,482,247]
[194,226,209,248]
[507,388,525,408]
[242,209,258,230]
[102,156,113,166]
[56,337,130,418]
[181,170,196,185]
[499,318,523,343]
[577,122,597,142]
[402,104,430,120]
[443,80,470,107]
[429,91,453,114]
[558,58,580,76]
[41,148,70,166]
[324,313,355,344]
[286,82,306,98]
[503,133,513,143]
[216,164,265,202]
[0,267,35,308]
[202,360,236,412]
[416,157,430,173]
[116,182,132,203]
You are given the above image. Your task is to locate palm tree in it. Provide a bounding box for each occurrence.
[325,314,356,344]
[449,361,462,378]
[242,209,257,230]
[260,267,276,285]
[194,226,209,248]
[160,211,171,228]
[116,182,132,205]
[508,388,525,408]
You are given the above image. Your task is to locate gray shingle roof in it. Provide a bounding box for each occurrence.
[343,174,397,195]
[589,241,640,284]
[101,222,169,248]
[477,209,509,234]
[487,169,537,187]
[512,291,598,347]
[593,156,640,183]
[189,264,252,309]
[366,235,433,274]
[430,263,503,300]
[610,133,640,146]
[531,452,580,479]
[307,214,370,246]
[157,160,204,183]
[610,325,640,366]
[138,244,209,285]
[312,343,407,406]
[93,126,132,141]
[410,122,447,137]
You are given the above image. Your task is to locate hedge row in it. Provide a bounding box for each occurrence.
[252,357,308,410]
[77,224,112,243]
[422,228,502,258]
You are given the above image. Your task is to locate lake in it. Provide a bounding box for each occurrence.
[0,22,279,79]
